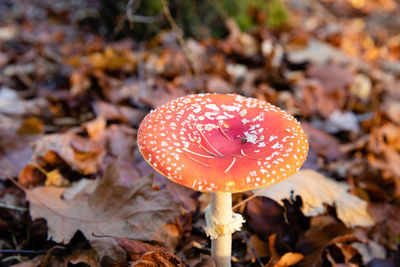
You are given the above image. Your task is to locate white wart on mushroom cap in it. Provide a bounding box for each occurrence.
[137,94,308,192]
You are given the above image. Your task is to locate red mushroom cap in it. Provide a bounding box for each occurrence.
[137,94,308,192]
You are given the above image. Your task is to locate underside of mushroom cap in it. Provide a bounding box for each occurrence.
[137,94,308,192]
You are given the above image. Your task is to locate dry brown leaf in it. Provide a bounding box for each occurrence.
[266,234,304,267]
[274,253,304,267]
[307,65,354,93]
[296,215,351,266]
[133,250,183,267]
[286,39,360,65]
[324,111,360,133]
[32,132,104,175]
[83,116,107,140]
[27,162,180,261]
[92,101,147,125]
[368,203,400,249]
[254,170,374,227]
[206,75,234,94]
[18,164,46,188]
[0,129,37,178]
[111,237,167,261]
[17,117,44,135]
[65,250,101,267]
[351,240,386,264]
[302,122,346,161]
[0,87,46,116]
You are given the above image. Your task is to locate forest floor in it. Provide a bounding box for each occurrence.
[1,0,400,266]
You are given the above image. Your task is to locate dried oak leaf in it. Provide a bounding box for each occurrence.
[254,170,374,227]
[27,162,180,261]
[32,132,104,175]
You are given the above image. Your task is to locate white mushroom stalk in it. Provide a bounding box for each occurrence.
[205,192,244,267]
[137,94,309,267]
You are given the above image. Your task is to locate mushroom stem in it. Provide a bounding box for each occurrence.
[210,192,233,267]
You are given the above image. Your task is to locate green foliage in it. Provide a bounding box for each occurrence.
[219,0,289,31]
[102,0,290,40]
[265,0,289,28]
[180,0,289,37]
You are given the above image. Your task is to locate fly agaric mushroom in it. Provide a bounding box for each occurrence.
[137,94,308,267]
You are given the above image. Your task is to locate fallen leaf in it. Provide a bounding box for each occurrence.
[254,169,374,227]
[245,196,309,250]
[105,124,137,160]
[32,132,105,175]
[83,116,107,140]
[299,67,349,118]
[366,251,400,267]
[0,87,46,116]
[206,75,234,94]
[351,240,386,264]
[307,64,354,93]
[370,124,400,151]
[324,111,360,133]
[92,101,147,125]
[322,240,362,266]
[152,49,189,78]
[296,215,351,267]
[65,250,101,267]
[18,164,46,188]
[87,46,135,71]
[245,198,285,238]
[44,169,69,187]
[286,39,363,66]
[140,79,187,108]
[274,252,304,267]
[368,203,400,250]
[111,237,167,261]
[266,234,304,267]
[27,162,181,261]
[0,129,37,178]
[349,73,372,102]
[302,123,346,161]
[17,117,44,135]
[382,99,400,124]
[133,250,183,267]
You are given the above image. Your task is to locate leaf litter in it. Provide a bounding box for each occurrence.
[1,0,400,266]
[26,161,180,261]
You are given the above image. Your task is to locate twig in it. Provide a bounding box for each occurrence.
[159,0,203,85]
[128,13,163,24]
[137,50,148,101]
[232,194,258,210]
[239,231,264,267]
[126,0,163,24]
[0,203,28,212]
[0,249,47,254]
